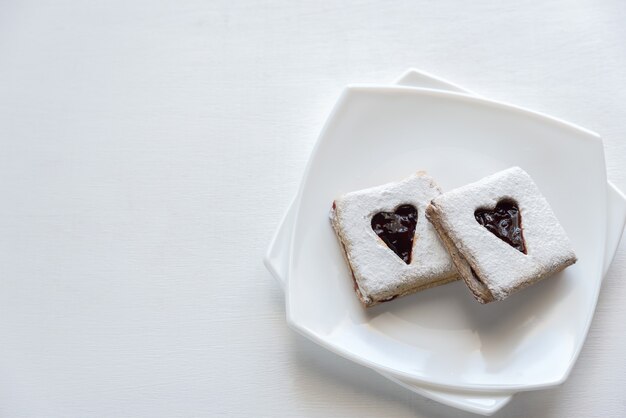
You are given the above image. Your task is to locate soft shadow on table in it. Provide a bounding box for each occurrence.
[267,279,285,307]
[289,332,467,418]
[264,263,288,309]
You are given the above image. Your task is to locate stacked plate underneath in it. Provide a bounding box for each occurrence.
[264,69,626,415]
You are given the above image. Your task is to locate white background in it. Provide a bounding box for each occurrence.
[1,1,625,417]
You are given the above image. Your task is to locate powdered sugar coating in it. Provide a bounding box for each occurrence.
[330,173,457,306]
[429,167,576,301]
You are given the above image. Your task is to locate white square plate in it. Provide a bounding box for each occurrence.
[287,82,608,391]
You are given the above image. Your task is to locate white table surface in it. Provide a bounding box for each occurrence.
[1,1,625,417]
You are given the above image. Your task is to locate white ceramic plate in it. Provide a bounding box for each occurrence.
[288,84,609,392]
[265,70,626,414]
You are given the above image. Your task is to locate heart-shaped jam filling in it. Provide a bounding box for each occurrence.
[474,199,526,254]
[371,204,418,264]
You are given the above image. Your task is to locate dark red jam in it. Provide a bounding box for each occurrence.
[371,204,418,264]
[474,200,526,254]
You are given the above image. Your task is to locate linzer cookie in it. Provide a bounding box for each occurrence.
[330,173,457,307]
[426,167,577,304]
